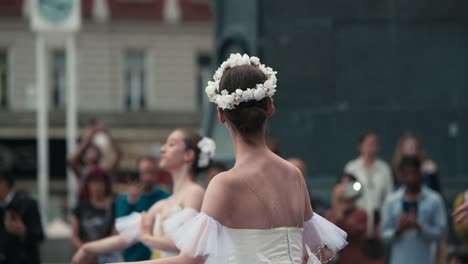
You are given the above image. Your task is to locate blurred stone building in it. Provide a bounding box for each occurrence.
[0,0,212,187]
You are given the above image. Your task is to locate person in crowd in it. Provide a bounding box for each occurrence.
[155,170,172,193]
[393,132,441,193]
[454,192,468,226]
[453,190,468,246]
[68,120,122,200]
[288,157,328,216]
[0,171,44,264]
[204,161,227,187]
[72,129,213,263]
[344,132,393,239]
[71,166,118,263]
[114,156,170,261]
[381,156,447,264]
[326,173,382,264]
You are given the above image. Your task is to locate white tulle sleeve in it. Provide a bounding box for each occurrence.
[115,212,142,243]
[303,213,348,261]
[163,208,199,234]
[169,212,233,264]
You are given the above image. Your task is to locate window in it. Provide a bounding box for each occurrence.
[0,50,9,109]
[50,49,66,110]
[124,50,146,111]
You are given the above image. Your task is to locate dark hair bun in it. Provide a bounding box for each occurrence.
[219,65,269,140]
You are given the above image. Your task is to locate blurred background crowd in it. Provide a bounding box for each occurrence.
[0,0,467,263]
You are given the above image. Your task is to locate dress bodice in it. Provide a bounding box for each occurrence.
[170,212,346,264]
[224,227,304,263]
[152,205,183,258]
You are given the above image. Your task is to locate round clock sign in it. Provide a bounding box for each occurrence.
[38,0,73,23]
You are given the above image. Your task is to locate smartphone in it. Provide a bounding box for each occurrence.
[402,200,418,214]
[344,181,363,198]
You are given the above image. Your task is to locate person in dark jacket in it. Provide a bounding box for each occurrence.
[0,171,45,264]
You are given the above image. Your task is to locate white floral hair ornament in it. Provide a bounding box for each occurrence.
[197,137,216,168]
[205,53,277,110]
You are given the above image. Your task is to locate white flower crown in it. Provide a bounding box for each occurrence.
[205,53,278,110]
[197,137,216,168]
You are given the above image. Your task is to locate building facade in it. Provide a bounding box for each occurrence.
[0,0,213,183]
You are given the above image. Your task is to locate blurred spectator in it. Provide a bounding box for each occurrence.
[288,157,328,216]
[393,132,441,194]
[381,156,447,264]
[326,173,382,264]
[0,171,44,264]
[114,156,170,261]
[71,166,118,263]
[344,132,393,238]
[266,138,282,157]
[68,120,122,200]
[155,169,172,193]
[453,190,468,246]
[204,161,227,187]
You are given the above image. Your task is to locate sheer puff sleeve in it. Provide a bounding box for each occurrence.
[303,213,348,262]
[169,212,233,264]
[115,212,142,243]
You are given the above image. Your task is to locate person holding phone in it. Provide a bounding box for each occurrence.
[381,156,447,264]
[68,119,122,201]
[326,174,381,264]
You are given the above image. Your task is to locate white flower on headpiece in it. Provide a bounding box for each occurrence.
[205,53,277,110]
[254,86,266,101]
[206,81,216,94]
[242,88,254,102]
[266,87,276,97]
[216,93,235,110]
[263,79,275,90]
[250,56,260,65]
[270,74,277,84]
[197,137,216,168]
[214,68,224,81]
[241,54,250,65]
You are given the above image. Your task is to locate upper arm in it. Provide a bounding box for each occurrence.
[71,216,80,236]
[300,172,313,221]
[67,159,82,179]
[183,187,205,212]
[200,173,232,223]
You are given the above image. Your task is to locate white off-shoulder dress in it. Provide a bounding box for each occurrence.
[169,211,348,264]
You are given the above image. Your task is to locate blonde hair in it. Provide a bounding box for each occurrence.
[392,132,427,182]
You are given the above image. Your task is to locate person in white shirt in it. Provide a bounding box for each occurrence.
[344,132,393,237]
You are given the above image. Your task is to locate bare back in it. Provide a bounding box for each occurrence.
[203,149,312,229]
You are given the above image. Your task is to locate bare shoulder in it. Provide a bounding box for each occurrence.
[201,171,239,221]
[187,182,206,198]
[276,155,304,180]
[182,182,206,211]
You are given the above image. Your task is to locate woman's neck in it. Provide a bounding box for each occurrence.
[170,166,193,194]
[230,130,269,164]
